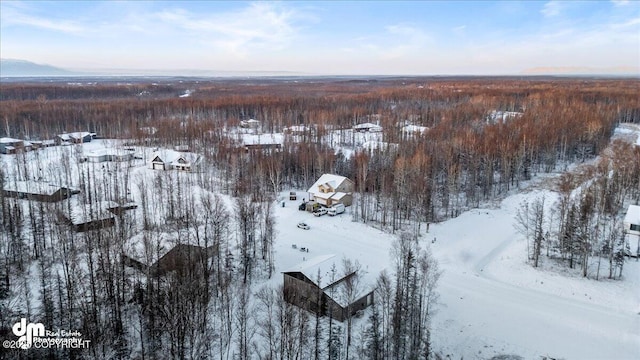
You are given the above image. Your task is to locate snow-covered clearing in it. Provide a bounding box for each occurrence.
[426,191,639,359]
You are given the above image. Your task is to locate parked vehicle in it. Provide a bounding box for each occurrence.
[327,203,345,216]
[313,208,327,217]
[297,222,310,230]
[298,202,307,211]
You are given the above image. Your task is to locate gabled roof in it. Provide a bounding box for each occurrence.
[149,149,200,166]
[307,174,351,194]
[283,254,341,288]
[152,244,214,274]
[284,254,375,307]
[59,132,92,141]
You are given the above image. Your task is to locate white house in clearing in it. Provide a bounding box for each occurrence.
[307,174,354,207]
[624,205,640,257]
[353,123,383,133]
[625,205,640,234]
[148,150,201,171]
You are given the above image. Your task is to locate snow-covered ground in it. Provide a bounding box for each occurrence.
[427,191,640,359]
[2,125,639,359]
[271,188,639,359]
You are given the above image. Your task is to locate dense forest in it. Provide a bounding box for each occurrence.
[0,77,638,359]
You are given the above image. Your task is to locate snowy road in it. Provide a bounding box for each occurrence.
[430,192,640,359]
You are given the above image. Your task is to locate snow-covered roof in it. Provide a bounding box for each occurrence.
[284,254,337,287]
[59,132,91,141]
[85,148,134,157]
[332,192,347,200]
[241,133,284,146]
[284,254,376,307]
[68,200,116,225]
[0,137,23,144]
[353,123,383,131]
[285,125,311,132]
[314,192,335,200]
[150,149,200,166]
[487,111,523,123]
[3,180,75,196]
[240,119,261,127]
[307,174,350,194]
[625,205,640,225]
[401,125,429,134]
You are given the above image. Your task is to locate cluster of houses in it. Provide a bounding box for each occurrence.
[0,132,96,154]
[0,179,137,232]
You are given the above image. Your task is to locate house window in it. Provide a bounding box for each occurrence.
[630,224,640,232]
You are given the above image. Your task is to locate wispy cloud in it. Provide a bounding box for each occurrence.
[611,0,630,6]
[0,2,85,34]
[153,2,300,57]
[1,1,304,58]
[611,17,640,28]
[380,24,431,59]
[541,1,563,18]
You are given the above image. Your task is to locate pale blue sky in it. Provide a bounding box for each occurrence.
[1,1,638,75]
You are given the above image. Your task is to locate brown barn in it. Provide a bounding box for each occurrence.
[283,255,374,322]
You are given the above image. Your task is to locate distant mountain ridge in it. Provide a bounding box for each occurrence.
[0,59,79,77]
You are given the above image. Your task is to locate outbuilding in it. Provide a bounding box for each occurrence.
[283,255,374,322]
